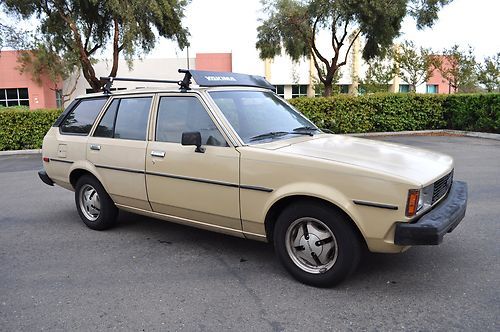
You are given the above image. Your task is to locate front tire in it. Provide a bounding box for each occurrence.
[274,201,361,287]
[75,175,118,230]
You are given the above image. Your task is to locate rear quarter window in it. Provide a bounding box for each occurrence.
[59,98,108,135]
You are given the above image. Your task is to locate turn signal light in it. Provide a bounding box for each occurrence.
[406,189,420,217]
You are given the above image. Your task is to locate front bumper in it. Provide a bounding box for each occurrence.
[38,170,54,186]
[394,181,468,245]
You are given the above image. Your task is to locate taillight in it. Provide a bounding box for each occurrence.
[405,189,420,217]
[42,157,50,162]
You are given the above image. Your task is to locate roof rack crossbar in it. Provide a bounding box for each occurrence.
[100,73,191,94]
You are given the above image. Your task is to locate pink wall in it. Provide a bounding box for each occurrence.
[427,55,453,94]
[195,53,232,72]
[0,50,60,109]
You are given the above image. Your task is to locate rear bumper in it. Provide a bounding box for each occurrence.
[38,170,54,186]
[394,181,468,245]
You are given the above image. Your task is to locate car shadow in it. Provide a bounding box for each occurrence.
[114,210,277,266]
[112,210,425,286]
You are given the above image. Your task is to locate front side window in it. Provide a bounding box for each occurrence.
[210,90,317,144]
[156,96,227,147]
[60,98,107,134]
[93,97,151,141]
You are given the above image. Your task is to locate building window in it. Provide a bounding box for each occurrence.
[292,85,308,98]
[339,85,349,94]
[55,89,63,109]
[0,88,29,107]
[399,84,410,93]
[274,85,285,98]
[426,84,438,94]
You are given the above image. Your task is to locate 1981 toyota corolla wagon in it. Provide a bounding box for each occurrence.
[39,69,468,287]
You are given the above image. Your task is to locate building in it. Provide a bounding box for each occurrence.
[0,50,62,109]
[1,46,453,110]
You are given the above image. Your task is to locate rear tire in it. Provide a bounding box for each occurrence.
[75,175,118,230]
[273,201,361,287]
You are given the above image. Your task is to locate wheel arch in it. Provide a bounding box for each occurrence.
[68,163,106,192]
[264,195,367,248]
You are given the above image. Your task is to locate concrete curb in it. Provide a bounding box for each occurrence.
[0,149,42,156]
[348,130,500,141]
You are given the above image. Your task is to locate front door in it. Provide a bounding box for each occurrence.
[87,95,153,210]
[145,94,241,232]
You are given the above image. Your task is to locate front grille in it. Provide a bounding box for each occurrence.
[432,170,454,204]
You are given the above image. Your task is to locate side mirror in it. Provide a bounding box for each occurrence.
[181,131,205,153]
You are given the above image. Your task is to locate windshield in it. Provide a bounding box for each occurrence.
[209,90,319,144]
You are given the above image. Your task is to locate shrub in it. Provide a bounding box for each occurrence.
[289,93,499,134]
[0,108,62,151]
[443,94,500,133]
[0,93,498,151]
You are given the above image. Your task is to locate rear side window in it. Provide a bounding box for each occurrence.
[60,98,107,135]
[94,99,119,138]
[93,97,152,141]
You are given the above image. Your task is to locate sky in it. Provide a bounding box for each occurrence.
[149,0,500,61]
[1,0,499,61]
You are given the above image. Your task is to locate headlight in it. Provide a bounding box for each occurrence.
[418,184,433,213]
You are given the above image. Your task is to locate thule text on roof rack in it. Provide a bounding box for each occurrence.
[100,69,274,94]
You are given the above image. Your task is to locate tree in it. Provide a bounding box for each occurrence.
[0,22,31,50]
[477,53,499,93]
[434,45,478,93]
[17,43,81,104]
[312,61,340,96]
[361,53,397,93]
[256,0,451,96]
[392,41,434,92]
[1,0,189,92]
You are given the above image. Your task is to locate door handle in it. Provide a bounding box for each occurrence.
[90,144,101,151]
[151,150,166,158]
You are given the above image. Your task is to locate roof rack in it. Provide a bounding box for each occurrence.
[100,69,274,94]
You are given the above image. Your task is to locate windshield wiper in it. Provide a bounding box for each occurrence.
[293,126,320,133]
[249,131,313,142]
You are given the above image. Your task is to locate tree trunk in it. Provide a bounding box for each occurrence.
[323,82,333,97]
[108,18,120,78]
[81,59,102,92]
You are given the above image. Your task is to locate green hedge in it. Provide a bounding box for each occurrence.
[0,108,62,151]
[443,94,500,133]
[289,93,500,134]
[0,93,498,151]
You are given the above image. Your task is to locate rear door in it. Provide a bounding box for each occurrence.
[87,95,154,210]
[145,93,241,232]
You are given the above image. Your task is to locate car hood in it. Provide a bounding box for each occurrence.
[262,134,453,185]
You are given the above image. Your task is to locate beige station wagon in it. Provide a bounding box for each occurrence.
[39,70,468,287]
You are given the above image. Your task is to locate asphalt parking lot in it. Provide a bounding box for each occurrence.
[0,136,499,331]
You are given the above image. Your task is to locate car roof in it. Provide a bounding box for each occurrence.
[77,69,275,100]
[76,85,272,100]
